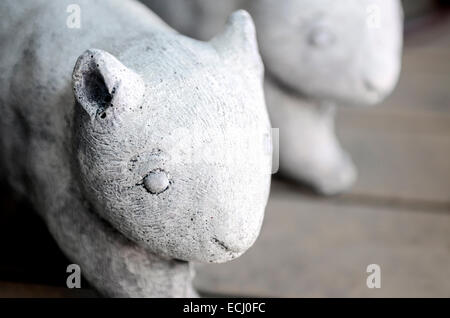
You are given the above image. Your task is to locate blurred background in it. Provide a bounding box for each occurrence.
[1,0,450,297]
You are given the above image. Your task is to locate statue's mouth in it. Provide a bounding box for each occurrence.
[209,237,243,263]
[211,237,233,252]
[173,258,189,264]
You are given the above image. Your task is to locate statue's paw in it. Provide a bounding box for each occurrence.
[311,152,357,196]
[281,150,357,196]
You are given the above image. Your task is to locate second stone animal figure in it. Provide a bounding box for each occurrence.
[143,0,403,195]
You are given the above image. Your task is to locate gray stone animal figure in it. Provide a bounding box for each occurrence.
[143,0,403,194]
[0,0,272,297]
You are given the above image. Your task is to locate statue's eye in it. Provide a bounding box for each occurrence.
[307,25,336,48]
[142,169,170,194]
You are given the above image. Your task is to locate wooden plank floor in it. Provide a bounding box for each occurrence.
[337,107,450,204]
[193,18,450,297]
[194,180,450,297]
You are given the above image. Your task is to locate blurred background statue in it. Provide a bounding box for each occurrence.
[143,0,404,194]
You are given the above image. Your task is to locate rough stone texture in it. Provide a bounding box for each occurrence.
[142,0,404,194]
[0,0,272,297]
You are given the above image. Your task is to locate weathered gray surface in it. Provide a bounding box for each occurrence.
[0,0,272,297]
[142,0,404,194]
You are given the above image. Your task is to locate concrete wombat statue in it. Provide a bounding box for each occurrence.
[0,0,272,297]
[143,0,403,194]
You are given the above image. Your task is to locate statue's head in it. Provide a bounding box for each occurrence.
[72,11,272,263]
[251,0,403,105]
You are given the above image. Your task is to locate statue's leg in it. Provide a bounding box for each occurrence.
[265,80,357,195]
[44,195,196,297]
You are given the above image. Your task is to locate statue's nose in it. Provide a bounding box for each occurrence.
[362,71,394,98]
[363,77,383,94]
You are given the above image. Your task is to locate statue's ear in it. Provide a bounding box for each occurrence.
[72,49,145,120]
[210,10,263,76]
